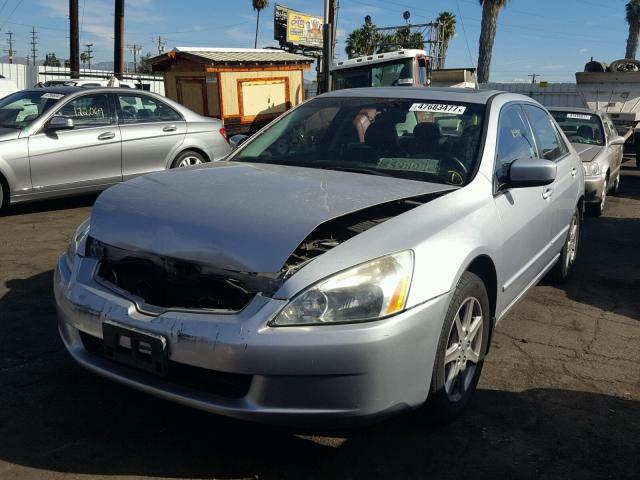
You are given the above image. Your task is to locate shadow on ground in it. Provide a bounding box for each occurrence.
[0,270,639,479]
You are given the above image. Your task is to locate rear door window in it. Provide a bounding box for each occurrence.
[116,94,182,124]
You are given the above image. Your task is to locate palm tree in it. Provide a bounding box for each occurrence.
[252,0,269,49]
[626,0,640,59]
[345,19,378,58]
[477,0,510,83]
[437,11,456,68]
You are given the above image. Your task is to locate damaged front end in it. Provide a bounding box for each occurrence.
[86,191,448,316]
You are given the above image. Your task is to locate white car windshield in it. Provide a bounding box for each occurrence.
[0,90,65,129]
[231,96,486,186]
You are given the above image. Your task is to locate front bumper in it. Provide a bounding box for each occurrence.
[584,175,606,204]
[55,254,449,427]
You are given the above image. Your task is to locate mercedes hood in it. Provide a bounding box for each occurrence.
[573,144,604,163]
[90,162,452,273]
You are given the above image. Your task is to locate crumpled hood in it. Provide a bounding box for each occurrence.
[572,144,604,163]
[90,162,452,272]
[0,128,20,142]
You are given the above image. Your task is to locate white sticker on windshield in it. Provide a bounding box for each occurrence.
[567,113,592,120]
[409,103,467,114]
[41,93,64,100]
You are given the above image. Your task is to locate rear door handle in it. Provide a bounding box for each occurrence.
[162,125,177,132]
[97,132,116,140]
[542,187,554,200]
[570,167,577,177]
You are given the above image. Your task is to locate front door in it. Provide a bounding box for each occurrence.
[116,93,187,179]
[493,104,554,312]
[28,92,121,193]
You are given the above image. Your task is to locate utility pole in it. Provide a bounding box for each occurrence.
[153,36,165,55]
[5,31,15,64]
[30,27,38,66]
[114,0,125,79]
[127,44,142,73]
[83,43,93,69]
[320,0,335,94]
[69,0,80,78]
[528,73,539,84]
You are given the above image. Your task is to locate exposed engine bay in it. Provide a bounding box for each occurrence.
[89,192,448,314]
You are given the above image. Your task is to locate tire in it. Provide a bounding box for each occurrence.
[428,271,490,423]
[0,178,7,214]
[170,150,207,169]
[548,207,581,283]
[587,175,607,217]
[610,59,640,72]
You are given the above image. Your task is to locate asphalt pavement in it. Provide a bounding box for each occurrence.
[0,156,638,480]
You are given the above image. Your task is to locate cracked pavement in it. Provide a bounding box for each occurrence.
[0,157,638,479]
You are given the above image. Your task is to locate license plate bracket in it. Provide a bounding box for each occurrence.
[102,321,168,377]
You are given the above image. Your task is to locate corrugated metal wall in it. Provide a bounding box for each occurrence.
[482,82,585,108]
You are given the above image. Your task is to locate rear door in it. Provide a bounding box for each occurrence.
[116,92,187,180]
[603,115,623,178]
[28,92,122,192]
[493,104,554,308]
[523,105,578,255]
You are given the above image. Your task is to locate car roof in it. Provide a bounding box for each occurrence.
[320,86,505,104]
[547,106,602,115]
[24,86,82,94]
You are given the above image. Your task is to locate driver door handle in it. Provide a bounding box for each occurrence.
[98,132,116,140]
[162,125,177,132]
[570,167,577,177]
[542,187,554,200]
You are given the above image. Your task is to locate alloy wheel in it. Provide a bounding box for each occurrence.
[177,155,204,168]
[599,179,607,213]
[443,297,484,402]
[566,213,579,269]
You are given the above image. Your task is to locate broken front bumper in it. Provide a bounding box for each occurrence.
[55,254,449,427]
[584,175,606,204]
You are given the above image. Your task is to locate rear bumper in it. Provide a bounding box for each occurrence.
[55,254,449,427]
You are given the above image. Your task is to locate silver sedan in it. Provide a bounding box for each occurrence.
[55,87,584,427]
[550,107,624,216]
[0,87,231,211]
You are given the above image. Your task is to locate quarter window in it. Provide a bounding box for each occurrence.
[54,94,114,128]
[523,105,565,161]
[495,105,537,181]
[116,94,181,124]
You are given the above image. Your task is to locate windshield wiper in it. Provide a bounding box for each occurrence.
[317,165,394,177]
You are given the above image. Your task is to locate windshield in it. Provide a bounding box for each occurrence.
[333,59,414,90]
[231,96,486,186]
[550,111,604,146]
[0,90,65,129]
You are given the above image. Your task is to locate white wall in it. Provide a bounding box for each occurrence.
[482,82,585,108]
[0,63,165,96]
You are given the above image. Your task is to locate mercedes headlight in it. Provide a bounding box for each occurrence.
[271,251,414,326]
[65,218,91,270]
[583,161,600,176]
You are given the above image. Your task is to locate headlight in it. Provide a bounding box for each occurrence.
[271,250,414,326]
[65,218,91,270]
[583,161,600,176]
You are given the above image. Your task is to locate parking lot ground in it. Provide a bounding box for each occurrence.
[1,157,639,480]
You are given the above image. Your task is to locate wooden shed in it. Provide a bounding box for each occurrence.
[148,47,313,135]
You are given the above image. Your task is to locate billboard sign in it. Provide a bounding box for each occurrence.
[274,4,323,49]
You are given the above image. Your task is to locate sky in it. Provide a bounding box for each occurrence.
[0,0,632,82]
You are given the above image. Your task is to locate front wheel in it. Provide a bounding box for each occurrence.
[548,206,581,283]
[587,176,607,217]
[0,180,7,213]
[428,271,490,423]
[171,150,207,169]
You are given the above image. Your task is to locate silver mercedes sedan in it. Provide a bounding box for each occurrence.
[0,87,231,211]
[55,87,584,427]
[550,107,624,216]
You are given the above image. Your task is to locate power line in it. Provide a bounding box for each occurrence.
[0,0,25,31]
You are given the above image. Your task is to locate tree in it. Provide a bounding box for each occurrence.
[384,27,424,52]
[477,0,510,83]
[80,52,89,67]
[437,11,457,68]
[43,53,61,67]
[252,0,269,49]
[345,19,379,58]
[137,52,153,74]
[626,0,640,59]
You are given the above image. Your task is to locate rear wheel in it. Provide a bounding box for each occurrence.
[0,179,7,213]
[428,272,490,423]
[171,150,207,169]
[548,206,581,283]
[610,172,621,196]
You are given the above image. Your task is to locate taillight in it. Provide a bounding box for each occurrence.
[219,127,229,143]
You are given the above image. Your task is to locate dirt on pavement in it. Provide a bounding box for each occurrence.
[0,157,639,480]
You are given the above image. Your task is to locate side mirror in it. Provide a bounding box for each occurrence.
[229,134,249,149]
[46,116,74,131]
[504,158,557,189]
[610,136,625,146]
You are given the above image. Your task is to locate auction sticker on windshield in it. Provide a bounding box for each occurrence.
[41,93,65,100]
[378,157,439,174]
[409,103,467,114]
[567,113,592,120]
